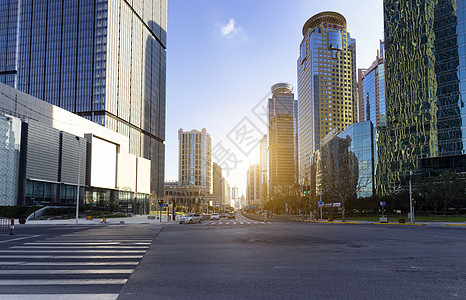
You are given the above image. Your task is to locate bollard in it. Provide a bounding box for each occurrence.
[102,217,106,223]
[9,219,15,235]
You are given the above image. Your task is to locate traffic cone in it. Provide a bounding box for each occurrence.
[9,219,15,235]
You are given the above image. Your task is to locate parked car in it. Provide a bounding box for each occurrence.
[211,213,220,220]
[179,213,203,224]
[228,212,236,219]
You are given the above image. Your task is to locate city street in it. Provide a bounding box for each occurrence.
[0,216,465,299]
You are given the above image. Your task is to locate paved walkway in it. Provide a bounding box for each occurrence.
[11,215,178,226]
[8,215,466,228]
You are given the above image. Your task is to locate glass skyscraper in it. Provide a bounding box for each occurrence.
[378,0,466,194]
[298,12,357,185]
[178,128,212,194]
[313,121,375,199]
[268,83,298,195]
[358,41,386,127]
[0,0,167,197]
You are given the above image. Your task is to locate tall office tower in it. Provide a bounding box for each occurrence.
[178,128,212,194]
[246,164,261,207]
[212,162,222,196]
[298,12,357,185]
[0,0,167,197]
[259,134,268,205]
[378,0,466,194]
[221,178,230,207]
[231,186,239,209]
[268,83,298,195]
[358,41,385,127]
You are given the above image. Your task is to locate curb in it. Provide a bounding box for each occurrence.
[372,222,424,226]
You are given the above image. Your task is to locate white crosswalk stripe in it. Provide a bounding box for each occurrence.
[197,220,275,226]
[0,228,154,298]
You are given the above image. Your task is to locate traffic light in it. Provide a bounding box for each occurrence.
[158,199,164,206]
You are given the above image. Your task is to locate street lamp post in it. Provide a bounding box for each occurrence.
[75,136,81,224]
[409,171,414,224]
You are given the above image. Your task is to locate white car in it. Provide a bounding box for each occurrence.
[179,213,203,224]
[211,213,220,220]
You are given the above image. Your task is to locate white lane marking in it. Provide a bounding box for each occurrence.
[240,222,244,224]
[42,240,152,242]
[0,261,139,266]
[225,222,230,225]
[10,246,149,249]
[0,235,41,244]
[0,294,118,300]
[247,222,251,224]
[254,222,259,224]
[0,269,133,275]
[233,222,237,225]
[0,250,145,253]
[0,279,127,285]
[24,242,150,245]
[0,255,143,259]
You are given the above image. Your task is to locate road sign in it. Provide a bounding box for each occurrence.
[318,201,324,207]
[163,204,169,207]
[380,201,386,206]
[332,202,341,208]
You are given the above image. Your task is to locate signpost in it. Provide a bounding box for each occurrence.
[318,200,324,221]
[379,201,387,223]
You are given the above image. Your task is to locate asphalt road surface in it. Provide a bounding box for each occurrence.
[1,215,465,299]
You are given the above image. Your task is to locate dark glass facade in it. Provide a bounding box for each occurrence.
[0,0,167,197]
[268,84,298,194]
[313,121,375,199]
[378,0,466,195]
[358,41,385,127]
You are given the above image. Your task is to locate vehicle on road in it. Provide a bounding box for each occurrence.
[179,213,203,224]
[228,212,236,219]
[220,213,228,218]
[211,213,220,220]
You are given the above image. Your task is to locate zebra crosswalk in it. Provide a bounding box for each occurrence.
[0,227,155,299]
[198,220,276,226]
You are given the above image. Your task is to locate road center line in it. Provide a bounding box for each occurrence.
[0,269,134,274]
[0,250,146,253]
[0,255,143,259]
[0,294,118,300]
[0,261,139,266]
[0,279,127,285]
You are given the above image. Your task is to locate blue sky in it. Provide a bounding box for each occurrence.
[165,0,384,196]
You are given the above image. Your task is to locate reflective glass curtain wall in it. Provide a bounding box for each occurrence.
[0,0,167,197]
[378,0,466,195]
[298,12,357,185]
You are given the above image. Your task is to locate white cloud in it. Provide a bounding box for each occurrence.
[220,18,240,37]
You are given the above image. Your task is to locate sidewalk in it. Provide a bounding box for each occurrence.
[13,214,178,226]
[307,219,466,227]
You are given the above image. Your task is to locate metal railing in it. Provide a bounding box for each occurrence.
[0,218,10,232]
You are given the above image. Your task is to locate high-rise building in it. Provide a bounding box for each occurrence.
[0,0,167,197]
[231,186,239,209]
[298,12,357,185]
[259,134,268,205]
[378,0,466,194]
[268,83,298,195]
[246,164,261,208]
[313,121,375,199]
[178,128,212,194]
[222,178,230,208]
[358,41,385,127]
[212,162,222,196]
